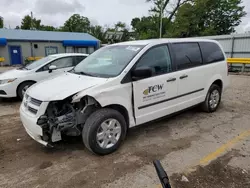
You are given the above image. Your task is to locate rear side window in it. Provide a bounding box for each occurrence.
[199,42,225,64]
[172,43,202,70]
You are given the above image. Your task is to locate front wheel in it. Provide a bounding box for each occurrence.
[17,81,35,99]
[82,108,127,155]
[202,84,222,113]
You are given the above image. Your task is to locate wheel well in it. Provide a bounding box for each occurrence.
[212,79,223,90]
[16,80,36,95]
[105,104,129,128]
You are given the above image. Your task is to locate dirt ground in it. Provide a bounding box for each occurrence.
[1,75,250,188]
[0,66,15,73]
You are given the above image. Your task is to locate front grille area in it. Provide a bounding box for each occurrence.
[30,97,42,106]
[0,90,6,95]
[28,106,38,114]
[24,94,43,115]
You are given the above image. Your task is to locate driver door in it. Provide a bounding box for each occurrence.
[35,56,75,82]
[132,44,178,125]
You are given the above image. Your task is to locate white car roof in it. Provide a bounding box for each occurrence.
[112,38,218,46]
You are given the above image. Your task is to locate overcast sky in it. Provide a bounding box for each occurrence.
[0,0,250,33]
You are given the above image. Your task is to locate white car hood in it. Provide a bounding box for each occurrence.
[27,73,108,101]
[0,68,30,79]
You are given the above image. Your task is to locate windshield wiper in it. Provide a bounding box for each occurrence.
[18,66,28,70]
[78,71,95,77]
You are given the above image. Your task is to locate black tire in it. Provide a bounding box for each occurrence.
[202,84,222,113]
[17,81,35,99]
[82,108,127,155]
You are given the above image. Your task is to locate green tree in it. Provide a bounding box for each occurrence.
[89,25,106,42]
[20,15,41,30]
[114,21,126,31]
[131,0,192,39]
[147,0,192,21]
[40,25,56,31]
[62,14,90,32]
[146,0,192,36]
[170,3,199,37]
[131,16,160,39]
[172,0,246,37]
[0,17,3,28]
[114,22,130,41]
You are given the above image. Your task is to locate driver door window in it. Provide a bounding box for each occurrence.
[135,45,172,77]
[42,57,74,71]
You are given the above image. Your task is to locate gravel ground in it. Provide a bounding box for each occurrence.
[0,75,250,188]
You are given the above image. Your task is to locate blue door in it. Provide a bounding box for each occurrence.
[10,46,22,65]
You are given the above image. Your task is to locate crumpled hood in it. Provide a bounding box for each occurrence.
[0,69,30,79]
[27,72,108,101]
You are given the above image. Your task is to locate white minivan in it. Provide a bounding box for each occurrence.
[20,39,229,155]
[0,53,88,99]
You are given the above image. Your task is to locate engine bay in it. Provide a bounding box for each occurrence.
[37,96,99,143]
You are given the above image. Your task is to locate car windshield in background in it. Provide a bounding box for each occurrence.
[73,45,144,78]
[24,56,56,70]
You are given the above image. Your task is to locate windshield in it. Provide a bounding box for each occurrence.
[73,45,144,78]
[24,56,56,70]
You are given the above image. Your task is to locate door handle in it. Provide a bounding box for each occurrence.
[167,78,176,82]
[180,75,188,79]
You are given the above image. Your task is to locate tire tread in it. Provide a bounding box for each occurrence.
[82,108,127,155]
[202,84,222,113]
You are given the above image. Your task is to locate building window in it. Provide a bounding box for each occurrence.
[66,46,74,53]
[65,46,96,54]
[76,47,87,54]
[88,47,95,54]
[45,46,58,56]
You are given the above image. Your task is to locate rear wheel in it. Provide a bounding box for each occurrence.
[17,81,35,99]
[82,108,127,155]
[202,84,222,112]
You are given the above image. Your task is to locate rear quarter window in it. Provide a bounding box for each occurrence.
[199,42,225,64]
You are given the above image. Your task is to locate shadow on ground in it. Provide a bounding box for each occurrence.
[170,150,250,188]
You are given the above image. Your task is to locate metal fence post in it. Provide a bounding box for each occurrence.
[231,36,235,58]
[242,63,246,72]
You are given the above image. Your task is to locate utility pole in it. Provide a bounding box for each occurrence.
[159,0,164,38]
[31,11,33,30]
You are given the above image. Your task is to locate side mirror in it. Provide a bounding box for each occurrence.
[48,65,57,73]
[131,66,153,81]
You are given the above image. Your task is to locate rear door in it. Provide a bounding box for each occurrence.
[199,42,228,90]
[171,42,206,111]
[132,44,178,125]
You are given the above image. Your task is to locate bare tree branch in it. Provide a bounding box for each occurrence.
[147,0,193,23]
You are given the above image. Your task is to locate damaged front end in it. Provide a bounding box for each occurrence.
[37,96,99,144]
